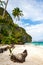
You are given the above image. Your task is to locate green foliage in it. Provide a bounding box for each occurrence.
[12,7,23,20]
[0,7,32,45]
[0,18,32,44]
[0,7,13,22]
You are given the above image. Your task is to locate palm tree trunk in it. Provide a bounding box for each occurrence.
[2,0,9,19]
[0,0,1,2]
[0,0,2,6]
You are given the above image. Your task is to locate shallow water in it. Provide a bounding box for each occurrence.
[25,42,43,45]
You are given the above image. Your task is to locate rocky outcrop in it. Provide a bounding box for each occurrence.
[10,50,27,63]
[0,45,15,53]
[0,46,8,53]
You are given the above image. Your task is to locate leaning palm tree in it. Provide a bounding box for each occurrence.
[0,0,3,6]
[0,0,8,18]
[0,0,5,7]
[12,7,23,20]
[2,0,9,18]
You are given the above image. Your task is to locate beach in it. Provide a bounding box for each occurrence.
[0,44,43,65]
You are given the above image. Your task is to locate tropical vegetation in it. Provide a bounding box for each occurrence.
[0,0,32,45]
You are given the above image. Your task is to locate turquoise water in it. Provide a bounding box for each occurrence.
[26,42,43,45]
[32,42,43,45]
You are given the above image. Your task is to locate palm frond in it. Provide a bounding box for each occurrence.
[12,7,23,20]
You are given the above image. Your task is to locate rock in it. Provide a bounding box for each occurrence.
[0,48,3,53]
[3,47,8,51]
[0,47,7,53]
[0,45,15,53]
[10,50,27,63]
[0,46,9,53]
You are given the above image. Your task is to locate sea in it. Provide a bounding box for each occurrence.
[25,42,43,45]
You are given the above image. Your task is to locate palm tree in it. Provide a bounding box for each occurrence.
[0,0,5,7]
[0,0,8,18]
[12,7,23,20]
[2,0,9,18]
[0,0,3,6]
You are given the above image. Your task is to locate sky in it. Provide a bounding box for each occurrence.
[2,0,43,41]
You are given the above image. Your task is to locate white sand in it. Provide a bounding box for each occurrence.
[0,44,43,65]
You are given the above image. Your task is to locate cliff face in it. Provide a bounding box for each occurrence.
[0,7,32,44]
